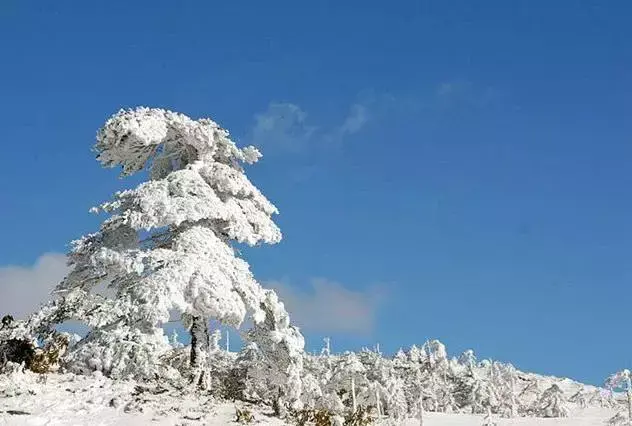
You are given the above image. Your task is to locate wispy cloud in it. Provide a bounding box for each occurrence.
[322,102,372,149]
[250,102,317,154]
[249,82,502,155]
[339,103,369,135]
[269,278,387,335]
[248,96,377,155]
[0,253,69,319]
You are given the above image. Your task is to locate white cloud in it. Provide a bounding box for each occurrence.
[269,278,386,335]
[324,102,371,147]
[249,83,503,155]
[250,102,317,153]
[339,103,369,135]
[0,254,386,337]
[0,253,69,319]
[248,98,374,154]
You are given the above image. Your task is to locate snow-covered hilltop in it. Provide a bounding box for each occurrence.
[0,339,625,425]
[0,108,627,425]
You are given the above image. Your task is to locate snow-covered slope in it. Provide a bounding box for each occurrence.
[0,369,286,426]
[400,408,616,425]
[0,369,619,425]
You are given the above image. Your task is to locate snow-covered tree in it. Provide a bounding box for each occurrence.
[568,388,587,409]
[482,406,497,426]
[589,388,618,408]
[533,384,568,418]
[436,383,457,413]
[401,360,424,413]
[453,368,498,414]
[32,108,304,406]
[420,376,440,412]
[321,337,331,357]
[408,344,426,364]
[328,352,369,412]
[299,371,325,410]
[458,349,477,369]
[488,362,518,417]
[607,369,632,425]
[357,349,390,411]
[209,329,222,352]
[169,329,183,349]
[416,396,424,425]
[506,365,518,417]
[385,376,408,420]
[609,411,630,426]
[517,378,540,412]
[233,342,266,401]
[393,348,408,367]
[246,291,305,412]
[422,340,447,369]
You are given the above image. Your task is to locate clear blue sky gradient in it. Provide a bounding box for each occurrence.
[1,1,631,385]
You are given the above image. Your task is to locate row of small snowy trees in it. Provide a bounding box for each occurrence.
[295,340,593,420]
[150,333,618,421]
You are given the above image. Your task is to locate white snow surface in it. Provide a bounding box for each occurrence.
[0,370,620,425]
[0,370,286,426]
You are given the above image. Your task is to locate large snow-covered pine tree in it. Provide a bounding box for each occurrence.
[32,107,304,407]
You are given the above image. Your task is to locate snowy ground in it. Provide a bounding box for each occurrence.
[0,370,283,426]
[0,370,618,426]
[399,408,615,425]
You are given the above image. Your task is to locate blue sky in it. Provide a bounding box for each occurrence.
[1,1,631,385]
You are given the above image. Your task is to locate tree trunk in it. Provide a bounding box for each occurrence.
[510,373,517,417]
[627,388,632,426]
[190,315,210,367]
[189,315,210,387]
[624,375,632,426]
[273,387,287,418]
[351,376,357,413]
[484,406,493,426]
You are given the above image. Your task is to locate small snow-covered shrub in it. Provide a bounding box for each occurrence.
[29,333,70,374]
[221,365,247,401]
[1,315,14,328]
[532,384,568,418]
[0,318,66,374]
[589,388,617,408]
[64,326,172,380]
[343,406,375,426]
[569,389,588,408]
[235,407,254,424]
[289,407,336,426]
[608,411,629,426]
[0,338,35,371]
